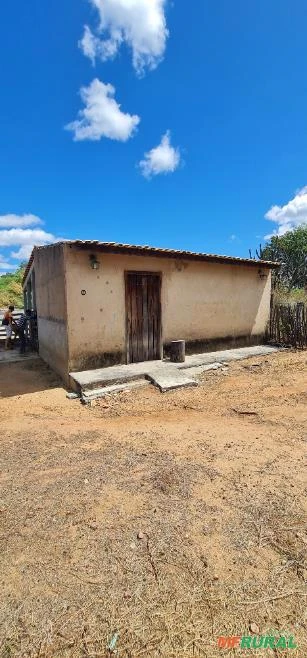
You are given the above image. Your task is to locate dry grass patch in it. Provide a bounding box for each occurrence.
[0,350,306,657]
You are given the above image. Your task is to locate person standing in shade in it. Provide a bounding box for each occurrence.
[14,309,32,355]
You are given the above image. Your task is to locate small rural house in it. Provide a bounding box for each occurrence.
[23,241,278,384]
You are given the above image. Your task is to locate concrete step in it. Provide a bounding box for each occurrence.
[70,360,199,395]
[147,368,198,393]
[183,362,224,377]
[70,360,161,392]
[82,379,150,400]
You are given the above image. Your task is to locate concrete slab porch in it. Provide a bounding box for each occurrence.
[176,344,279,368]
[70,344,279,397]
[0,350,39,365]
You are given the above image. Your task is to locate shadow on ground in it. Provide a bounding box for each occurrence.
[0,357,62,398]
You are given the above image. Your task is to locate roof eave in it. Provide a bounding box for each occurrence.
[69,240,280,269]
[21,240,280,285]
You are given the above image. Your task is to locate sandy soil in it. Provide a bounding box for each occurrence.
[0,350,306,657]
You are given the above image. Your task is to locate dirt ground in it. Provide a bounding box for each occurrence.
[0,350,306,657]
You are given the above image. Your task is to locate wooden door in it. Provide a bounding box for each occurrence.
[126,272,162,363]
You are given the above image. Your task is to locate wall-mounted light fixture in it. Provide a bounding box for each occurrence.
[89,254,100,270]
[258,268,268,280]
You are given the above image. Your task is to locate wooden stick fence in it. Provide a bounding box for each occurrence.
[270,302,307,348]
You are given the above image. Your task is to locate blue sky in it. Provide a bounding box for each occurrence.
[1,0,307,271]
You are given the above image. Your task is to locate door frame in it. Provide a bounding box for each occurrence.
[124,270,163,364]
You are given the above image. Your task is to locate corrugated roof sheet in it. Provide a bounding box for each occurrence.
[22,240,280,285]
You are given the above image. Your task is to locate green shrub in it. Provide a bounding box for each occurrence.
[0,265,25,308]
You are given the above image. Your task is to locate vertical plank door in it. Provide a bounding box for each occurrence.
[126,272,161,363]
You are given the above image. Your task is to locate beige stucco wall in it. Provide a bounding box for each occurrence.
[34,244,69,379]
[64,245,272,372]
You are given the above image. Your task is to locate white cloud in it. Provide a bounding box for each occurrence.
[65,78,140,142]
[0,255,14,271]
[0,216,63,270]
[0,214,43,228]
[11,244,42,260]
[79,25,120,65]
[80,0,169,75]
[79,26,99,65]
[0,228,59,264]
[78,25,101,65]
[265,186,307,237]
[139,131,181,179]
[0,228,56,249]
